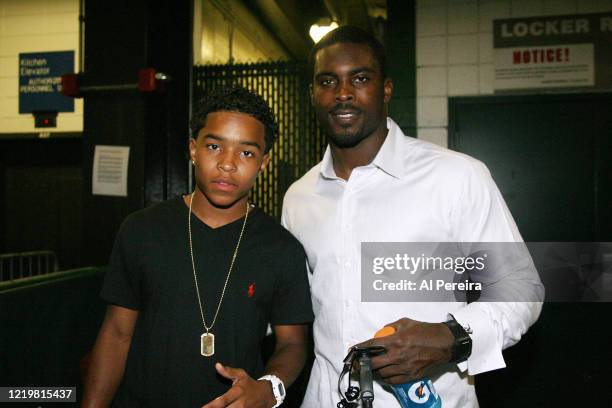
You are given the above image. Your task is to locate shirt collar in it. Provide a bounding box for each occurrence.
[372,117,405,179]
[319,146,337,180]
[317,117,407,184]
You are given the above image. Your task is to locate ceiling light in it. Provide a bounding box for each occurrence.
[309,20,339,43]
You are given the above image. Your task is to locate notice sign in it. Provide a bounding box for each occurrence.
[495,44,594,89]
[19,51,74,113]
[494,13,612,92]
[92,145,130,197]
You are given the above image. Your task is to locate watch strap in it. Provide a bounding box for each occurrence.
[443,314,472,363]
[258,374,285,407]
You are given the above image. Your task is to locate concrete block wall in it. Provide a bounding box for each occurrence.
[0,0,82,134]
[415,0,612,147]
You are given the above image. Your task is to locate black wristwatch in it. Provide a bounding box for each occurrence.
[443,314,472,363]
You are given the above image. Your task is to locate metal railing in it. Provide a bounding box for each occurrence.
[0,251,59,282]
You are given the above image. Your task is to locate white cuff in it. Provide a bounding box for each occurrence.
[451,303,506,375]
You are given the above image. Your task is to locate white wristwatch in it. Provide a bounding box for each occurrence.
[258,374,286,407]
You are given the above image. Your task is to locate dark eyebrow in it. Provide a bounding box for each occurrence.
[315,67,377,79]
[203,134,262,151]
[240,140,263,150]
[349,67,377,75]
[314,71,338,79]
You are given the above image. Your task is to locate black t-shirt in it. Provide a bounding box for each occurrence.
[100,197,313,407]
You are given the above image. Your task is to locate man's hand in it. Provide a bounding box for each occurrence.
[354,317,455,384]
[201,363,276,408]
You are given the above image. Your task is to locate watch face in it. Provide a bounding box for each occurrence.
[278,382,286,397]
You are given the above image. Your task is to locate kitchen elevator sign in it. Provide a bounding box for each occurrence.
[19,51,74,113]
[493,13,612,91]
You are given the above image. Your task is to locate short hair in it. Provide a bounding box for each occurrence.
[308,25,387,81]
[190,85,278,153]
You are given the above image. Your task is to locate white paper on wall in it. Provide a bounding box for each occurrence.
[92,145,130,197]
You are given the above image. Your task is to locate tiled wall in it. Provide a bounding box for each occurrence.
[415,0,612,147]
[0,0,82,134]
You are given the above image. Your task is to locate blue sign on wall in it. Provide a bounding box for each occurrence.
[19,51,75,113]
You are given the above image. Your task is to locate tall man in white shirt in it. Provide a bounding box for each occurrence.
[282,26,544,407]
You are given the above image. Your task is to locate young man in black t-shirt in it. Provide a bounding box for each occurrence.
[83,86,313,408]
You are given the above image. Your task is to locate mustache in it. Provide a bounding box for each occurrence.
[329,104,361,114]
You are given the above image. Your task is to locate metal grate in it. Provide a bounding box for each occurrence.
[0,250,59,282]
[193,61,326,219]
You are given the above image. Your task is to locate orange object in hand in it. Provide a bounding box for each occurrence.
[374,326,396,338]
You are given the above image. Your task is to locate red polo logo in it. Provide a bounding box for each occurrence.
[248,283,255,298]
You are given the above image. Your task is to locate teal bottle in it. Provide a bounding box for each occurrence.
[391,378,441,408]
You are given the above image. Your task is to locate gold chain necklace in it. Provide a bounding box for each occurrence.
[188,191,249,357]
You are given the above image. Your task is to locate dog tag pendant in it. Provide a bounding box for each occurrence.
[201,332,214,357]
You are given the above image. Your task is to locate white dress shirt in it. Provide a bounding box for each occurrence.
[282,118,543,408]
